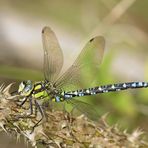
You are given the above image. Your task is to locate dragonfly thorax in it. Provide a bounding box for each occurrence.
[44,81,62,96]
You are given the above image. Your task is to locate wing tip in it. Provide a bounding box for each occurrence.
[42,28,45,34]
[89,36,105,43]
[90,38,95,42]
[42,26,52,34]
[89,36,105,50]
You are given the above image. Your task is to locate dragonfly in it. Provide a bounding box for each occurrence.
[17,26,148,129]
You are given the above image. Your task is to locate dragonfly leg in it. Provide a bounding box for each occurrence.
[17,97,27,107]
[16,97,34,119]
[28,97,33,115]
[31,100,45,133]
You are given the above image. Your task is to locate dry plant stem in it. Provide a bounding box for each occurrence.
[102,0,137,25]
[0,84,147,148]
[90,0,137,39]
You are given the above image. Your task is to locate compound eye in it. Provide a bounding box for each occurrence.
[18,80,33,96]
[24,84,33,92]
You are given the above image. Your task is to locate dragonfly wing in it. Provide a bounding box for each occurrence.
[42,26,64,82]
[56,36,105,89]
[67,99,100,121]
[74,36,105,67]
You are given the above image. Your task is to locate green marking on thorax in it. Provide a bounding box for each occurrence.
[32,82,49,100]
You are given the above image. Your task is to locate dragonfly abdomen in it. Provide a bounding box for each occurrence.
[64,82,148,98]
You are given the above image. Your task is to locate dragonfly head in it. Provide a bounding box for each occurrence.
[18,80,34,96]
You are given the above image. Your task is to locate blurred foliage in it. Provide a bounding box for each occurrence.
[0,65,42,81]
[0,0,148,146]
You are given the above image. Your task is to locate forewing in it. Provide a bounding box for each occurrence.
[42,26,64,82]
[55,36,105,90]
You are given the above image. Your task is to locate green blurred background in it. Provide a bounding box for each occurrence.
[0,0,148,147]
